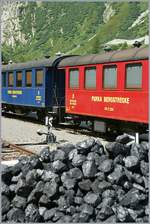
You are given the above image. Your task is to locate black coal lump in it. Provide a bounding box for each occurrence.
[66,206,76,215]
[72,154,86,167]
[124,155,139,170]
[7,208,25,222]
[52,211,64,222]
[116,187,126,202]
[87,152,103,168]
[53,149,66,161]
[107,164,124,184]
[43,180,58,198]
[105,142,124,158]
[69,167,83,180]
[79,212,90,222]
[25,203,42,222]
[131,142,149,162]
[133,183,146,192]
[84,192,101,207]
[80,203,94,216]
[97,205,114,221]
[132,173,144,185]
[12,195,27,209]
[120,188,141,208]
[63,177,76,190]
[9,184,17,198]
[98,180,112,193]
[52,160,66,173]
[18,155,30,165]
[140,141,149,162]
[76,138,96,154]
[91,179,101,193]
[15,178,32,197]
[27,181,44,203]
[34,181,45,195]
[140,160,149,177]
[130,143,141,159]
[2,214,7,222]
[122,180,133,191]
[82,160,97,178]
[2,181,10,196]
[65,189,75,205]
[86,152,96,161]
[41,170,60,183]
[11,162,22,176]
[2,166,13,185]
[38,194,51,207]
[11,172,22,183]
[27,188,38,204]
[90,139,105,155]
[95,172,105,181]
[76,188,84,197]
[98,159,113,173]
[39,147,50,162]
[29,155,43,169]
[57,196,68,211]
[39,207,46,217]
[102,189,116,199]
[72,213,80,222]
[2,195,10,215]
[60,215,73,223]
[59,186,65,194]
[115,134,131,144]
[21,162,34,177]
[25,169,38,187]
[68,148,78,161]
[114,154,124,165]
[58,143,75,156]
[78,179,92,191]
[74,196,83,205]
[116,205,131,222]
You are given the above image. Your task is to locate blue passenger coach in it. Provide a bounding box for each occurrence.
[2,57,66,121]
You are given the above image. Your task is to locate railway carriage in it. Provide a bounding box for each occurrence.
[2,57,66,121]
[59,47,149,132]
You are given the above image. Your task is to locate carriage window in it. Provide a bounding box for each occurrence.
[69,69,79,88]
[25,70,32,87]
[8,72,14,87]
[126,64,142,89]
[2,72,6,87]
[85,67,96,89]
[16,71,22,87]
[35,69,43,87]
[103,65,117,89]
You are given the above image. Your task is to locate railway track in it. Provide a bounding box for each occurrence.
[2,112,118,142]
[2,141,37,161]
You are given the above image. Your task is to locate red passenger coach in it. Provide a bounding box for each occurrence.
[59,47,149,132]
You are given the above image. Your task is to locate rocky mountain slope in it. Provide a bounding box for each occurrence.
[1,1,148,62]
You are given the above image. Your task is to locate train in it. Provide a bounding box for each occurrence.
[2,46,148,133]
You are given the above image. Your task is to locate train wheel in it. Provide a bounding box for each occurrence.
[73,120,81,127]
[37,111,45,123]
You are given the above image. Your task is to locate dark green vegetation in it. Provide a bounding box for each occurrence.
[2,2,148,63]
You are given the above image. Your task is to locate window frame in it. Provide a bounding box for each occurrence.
[69,68,79,89]
[84,66,96,90]
[103,65,117,90]
[25,70,32,87]
[125,63,142,90]
[2,72,7,87]
[8,71,14,87]
[35,69,44,87]
[16,71,22,87]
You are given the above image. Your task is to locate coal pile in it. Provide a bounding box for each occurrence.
[2,134,149,223]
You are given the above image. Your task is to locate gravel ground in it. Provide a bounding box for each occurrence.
[1,116,108,154]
